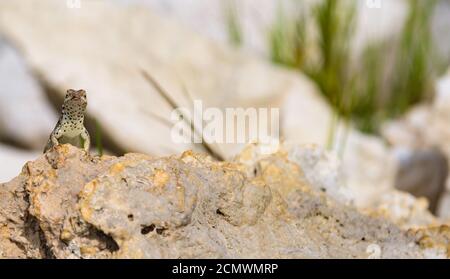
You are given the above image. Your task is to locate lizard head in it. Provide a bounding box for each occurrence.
[65,89,87,108]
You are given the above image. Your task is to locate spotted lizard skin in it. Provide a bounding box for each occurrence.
[43,89,90,153]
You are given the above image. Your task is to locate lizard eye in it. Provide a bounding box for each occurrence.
[66,89,76,99]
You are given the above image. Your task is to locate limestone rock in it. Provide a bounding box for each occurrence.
[1,144,444,259]
[407,225,450,259]
[0,171,42,259]
[0,1,444,258]
[237,142,437,230]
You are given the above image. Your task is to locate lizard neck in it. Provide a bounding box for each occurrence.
[61,104,85,123]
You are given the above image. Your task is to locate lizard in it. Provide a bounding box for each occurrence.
[43,89,90,153]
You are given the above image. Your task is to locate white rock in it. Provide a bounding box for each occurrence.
[286,143,353,205]
[381,71,450,220]
[366,243,382,259]
[341,131,398,208]
[0,38,57,149]
[234,141,437,229]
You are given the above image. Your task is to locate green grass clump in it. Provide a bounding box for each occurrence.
[224,0,243,47]
[223,0,448,150]
[265,0,446,140]
[387,0,440,117]
[306,0,356,146]
[351,0,443,133]
[269,5,307,68]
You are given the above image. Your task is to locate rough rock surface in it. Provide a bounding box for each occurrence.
[1,144,448,259]
[252,142,438,230]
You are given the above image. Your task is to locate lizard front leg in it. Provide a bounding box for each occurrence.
[44,128,63,153]
[81,127,91,152]
[51,133,60,147]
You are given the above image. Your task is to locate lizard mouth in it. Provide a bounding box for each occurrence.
[68,97,87,107]
[70,95,86,101]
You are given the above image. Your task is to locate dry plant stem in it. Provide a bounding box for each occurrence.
[142,70,224,161]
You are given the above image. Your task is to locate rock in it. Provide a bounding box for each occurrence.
[0,144,446,258]
[0,0,439,228]
[0,37,57,149]
[395,148,448,214]
[340,133,439,229]
[407,225,450,259]
[0,172,43,259]
[338,132,399,208]
[382,71,450,219]
[239,142,438,230]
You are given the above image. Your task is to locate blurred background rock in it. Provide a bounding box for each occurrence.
[0,0,449,220]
